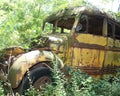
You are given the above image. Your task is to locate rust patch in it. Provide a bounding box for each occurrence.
[73,43,105,50]
[4,47,25,57]
[79,65,120,75]
[72,42,120,52]
[102,65,119,74]
[79,66,101,75]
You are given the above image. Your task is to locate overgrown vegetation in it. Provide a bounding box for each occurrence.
[0,81,4,96]
[1,0,120,96]
[1,64,120,96]
[0,0,86,50]
[1,0,119,50]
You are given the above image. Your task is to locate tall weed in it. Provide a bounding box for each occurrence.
[0,81,5,96]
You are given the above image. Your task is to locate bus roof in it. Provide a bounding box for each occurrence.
[44,6,119,24]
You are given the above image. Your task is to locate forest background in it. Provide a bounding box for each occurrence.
[0,0,120,50]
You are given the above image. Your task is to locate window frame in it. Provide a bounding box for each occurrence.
[107,19,115,38]
[76,14,104,36]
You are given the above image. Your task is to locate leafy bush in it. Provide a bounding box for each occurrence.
[0,81,5,96]
[1,65,120,96]
[93,73,120,96]
[65,68,95,96]
[24,86,41,96]
[24,61,120,96]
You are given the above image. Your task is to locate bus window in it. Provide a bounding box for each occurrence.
[115,24,120,40]
[76,14,103,36]
[88,15,103,36]
[76,14,88,33]
[107,22,114,38]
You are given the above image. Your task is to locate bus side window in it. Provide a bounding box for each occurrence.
[88,16,103,36]
[115,24,120,40]
[76,14,104,36]
[76,14,88,33]
[107,22,114,38]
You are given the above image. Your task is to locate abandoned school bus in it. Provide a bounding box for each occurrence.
[0,6,120,93]
[43,6,120,76]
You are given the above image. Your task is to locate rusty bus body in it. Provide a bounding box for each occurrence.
[0,6,120,93]
[43,6,120,76]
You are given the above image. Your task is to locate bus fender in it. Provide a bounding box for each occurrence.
[8,50,64,88]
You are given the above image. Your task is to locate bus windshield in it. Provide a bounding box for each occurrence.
[43,18,75,34]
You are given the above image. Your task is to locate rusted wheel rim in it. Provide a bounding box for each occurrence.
[33,76,51,90]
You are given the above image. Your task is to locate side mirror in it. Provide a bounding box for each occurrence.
[75,23,83,32]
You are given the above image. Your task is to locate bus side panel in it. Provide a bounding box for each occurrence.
[69,34,106,75]
[104,51,120,74]
[114,40,120,66]
[113,52,120,66]
[103,38,120,74]
[71,47,105,75]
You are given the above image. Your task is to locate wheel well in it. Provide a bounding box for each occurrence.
[29,61,52,71]
[13,61,52,93]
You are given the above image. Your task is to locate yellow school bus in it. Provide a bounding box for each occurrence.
[43,6,120,76]
[0,6,120,94]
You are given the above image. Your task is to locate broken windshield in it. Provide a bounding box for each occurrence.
[43,18,75,34]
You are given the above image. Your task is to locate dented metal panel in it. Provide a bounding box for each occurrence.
[66,33,106,75]
[3,47,25,57]
[8,50,64,88]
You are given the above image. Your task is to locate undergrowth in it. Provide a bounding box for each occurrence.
[27,67,120,96]
[1,65,120,96]
[0,81,4,96]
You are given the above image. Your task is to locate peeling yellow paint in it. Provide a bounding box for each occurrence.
[72,48,103,68]
[8,50,63,88]
[76,34,107,46]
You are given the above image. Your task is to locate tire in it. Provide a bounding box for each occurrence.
[17,67,52,94]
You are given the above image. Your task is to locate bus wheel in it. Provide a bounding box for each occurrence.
[33,74,52,90]
[17,67,52,94]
